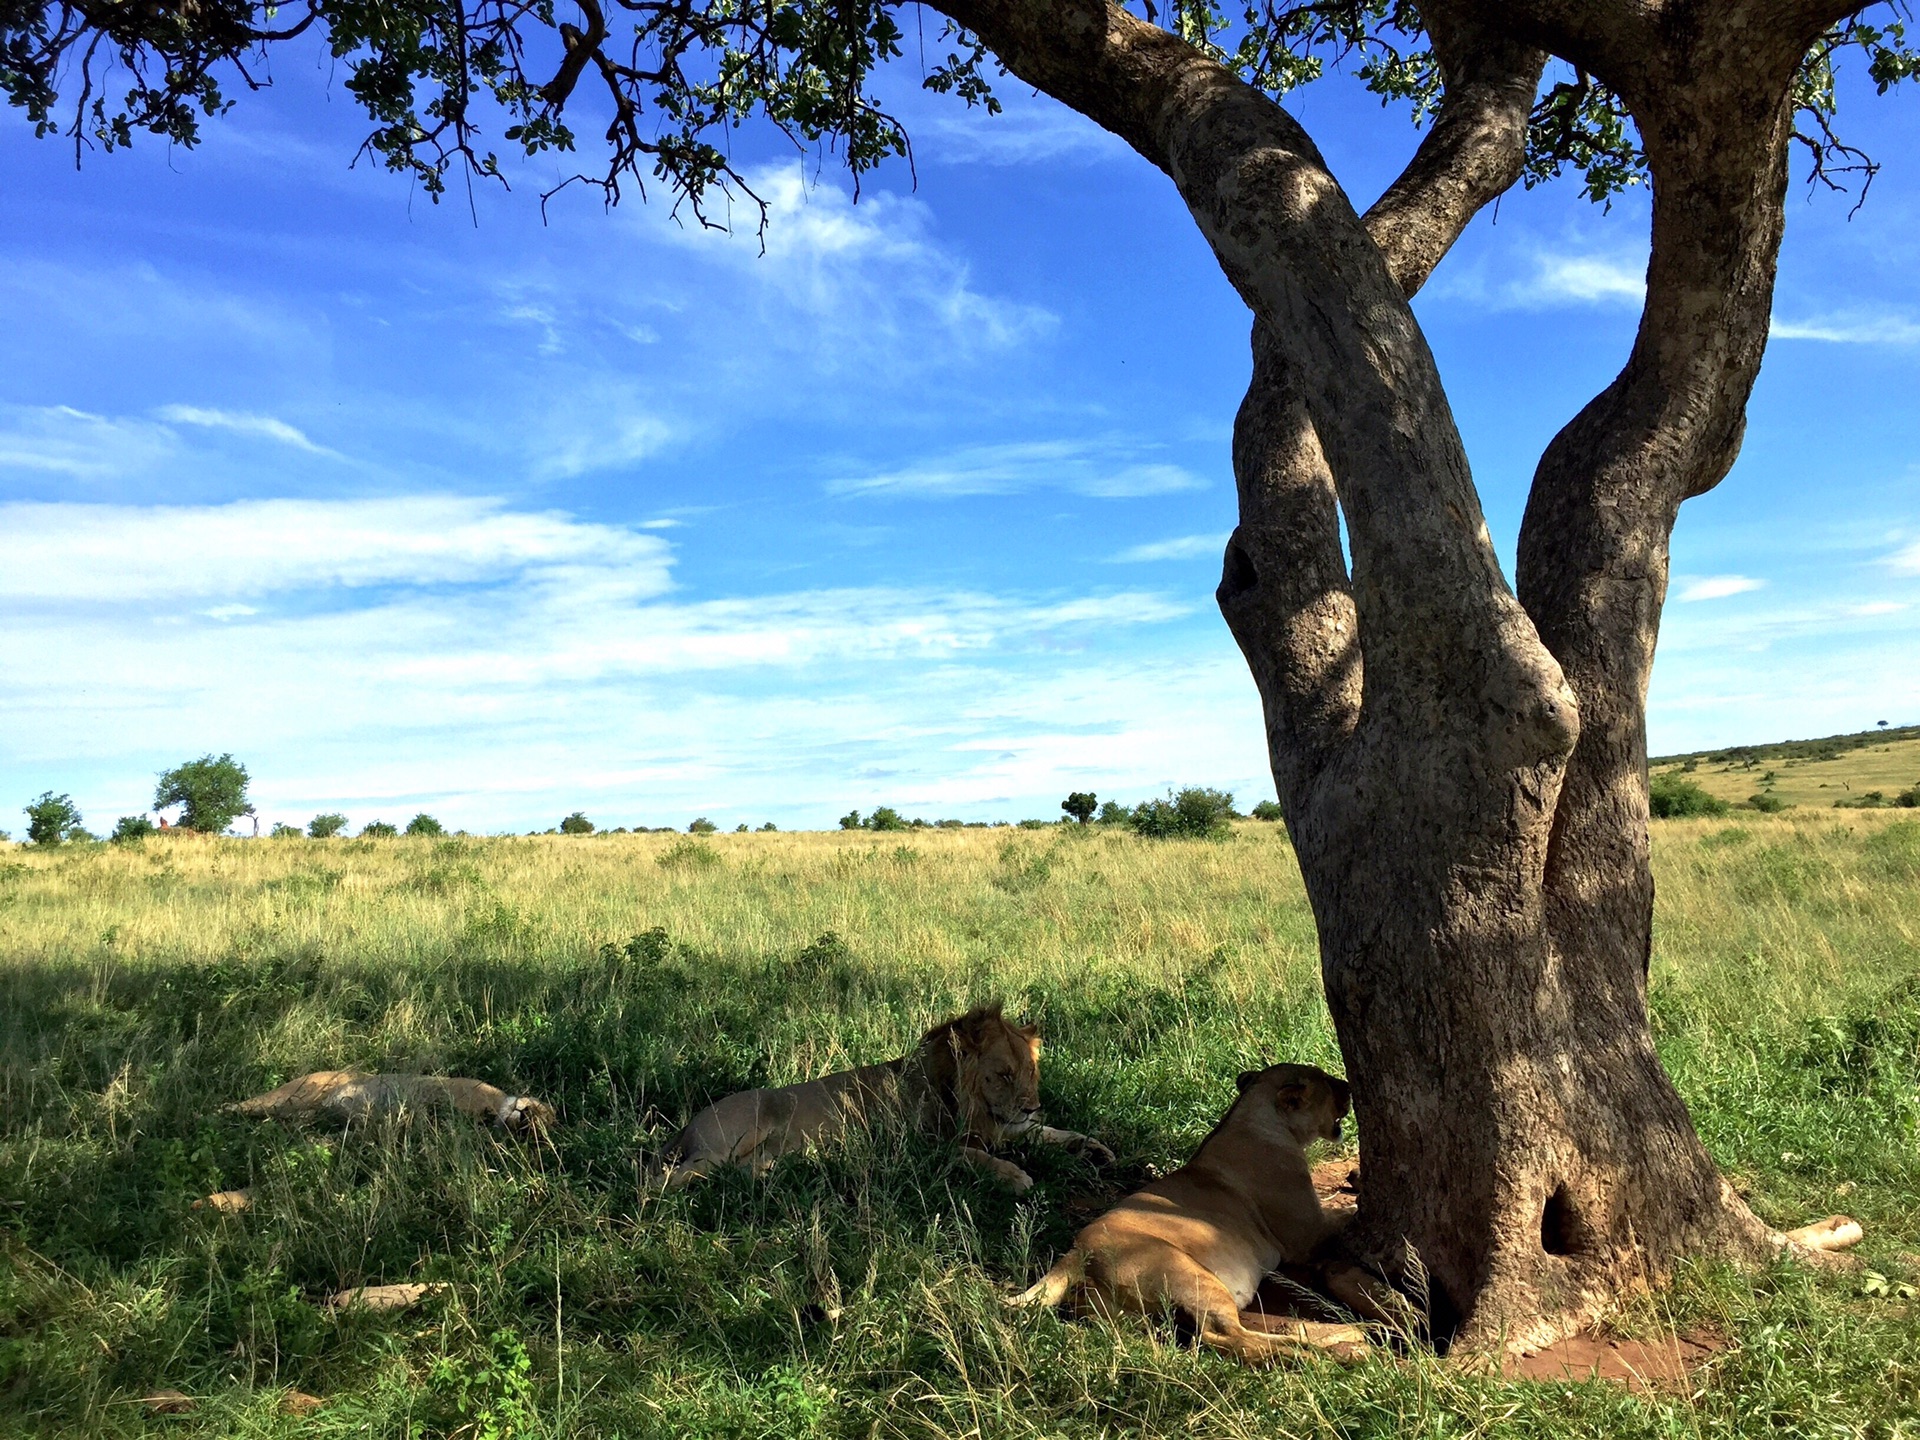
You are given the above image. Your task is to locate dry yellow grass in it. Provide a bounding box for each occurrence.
[1656,734,1920,809]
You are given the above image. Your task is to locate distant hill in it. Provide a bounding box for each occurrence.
[1653,723,1920,810]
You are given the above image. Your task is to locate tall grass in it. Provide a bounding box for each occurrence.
[1,817,1916,1436]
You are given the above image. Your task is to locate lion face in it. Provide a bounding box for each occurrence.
[941,1006,1043,1143]
[1235,1063,1350,1147]
[499,1095,557,1133]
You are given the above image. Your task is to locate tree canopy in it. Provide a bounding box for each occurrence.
[5,0,1913,219]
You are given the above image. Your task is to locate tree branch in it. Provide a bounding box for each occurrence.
[1361,6,1543,297]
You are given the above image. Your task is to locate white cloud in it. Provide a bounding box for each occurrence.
[0,497,1228,830]
[1886,539,1920,575]
[660,166,1057,360]
[1676,574,1766,602]
[0,496,675,602]
[1110,533,1231,563]
[1770,312,1920,345]
[156,405,339,456]
[830,438,1207,499]
[919,102,1129,167]
[0,404,178,480]
[1434,247,1647,312]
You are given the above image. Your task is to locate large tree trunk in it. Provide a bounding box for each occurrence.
[934,0,1851,1350]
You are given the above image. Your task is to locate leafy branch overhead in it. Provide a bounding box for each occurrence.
[4,0,1913,218]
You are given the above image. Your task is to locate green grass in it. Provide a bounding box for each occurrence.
[1,818,1917,1437]
[1654,725,1920,810]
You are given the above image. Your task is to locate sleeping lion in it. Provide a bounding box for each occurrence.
[1011,1062,1365,1362]
[657,1003,1113,1192]
[226,1071,556,1133]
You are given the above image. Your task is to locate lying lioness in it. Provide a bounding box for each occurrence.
[1012,1062,1364,1362]
[227,1072,556,1133]
[658,1003,1112,1192]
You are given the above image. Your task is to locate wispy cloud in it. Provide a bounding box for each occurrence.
[829,438,1206,499]
[658,166,1057,361]
[0,404,178,480]
[1433,246,1646,312]
[1676,575,1766,602]
[156,405,339,456]
[1770,312,1920,345]
[0,496,675,602]
[0,497,1227,829]
[919,101,1129,167]
[1888,539,1920,575]
[1109,533,1230,563]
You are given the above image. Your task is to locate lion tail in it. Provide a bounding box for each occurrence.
[1009,1248,1086,1310]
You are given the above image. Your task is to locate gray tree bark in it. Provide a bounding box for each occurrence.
[930,0,1856,1349]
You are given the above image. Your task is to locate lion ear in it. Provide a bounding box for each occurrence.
[1235,1070,1261,1093]
[1273,1081,1309,1110]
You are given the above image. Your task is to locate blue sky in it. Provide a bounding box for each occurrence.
[2,42,1916,835]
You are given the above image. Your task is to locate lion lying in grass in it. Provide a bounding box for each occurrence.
[1011,1062,1365,1363]
[657,1003,1112,1192]
[226,1072,556,1133]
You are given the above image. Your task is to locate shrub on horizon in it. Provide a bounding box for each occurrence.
[688,817,718,834]
[1747,792,1790,813]
[1250,800,1285,822]
[308,813,348,839]
[759,822,779,831]
[560,812,595,834]
[361,820,399,838]
[866,807,909,832]
[1095,800,1131,826]
[24,792,84,847]
[1649,771,1730,818]
[110,814,157,844]
[154,753,252,832]
[405,813,445,836]
[1129,787,1236,840]
[1061,791,1098,825]
[269,822,303,838]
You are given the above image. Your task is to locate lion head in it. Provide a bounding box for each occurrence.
[497,1094,558,1133]
[1234,1062,1350,1147]
[919,1002,1042,1145]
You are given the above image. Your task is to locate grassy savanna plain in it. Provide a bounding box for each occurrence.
[1,818,1917,1437]
[1654,729,1920,811]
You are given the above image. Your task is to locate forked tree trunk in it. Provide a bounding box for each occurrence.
[933,0,1851,1349]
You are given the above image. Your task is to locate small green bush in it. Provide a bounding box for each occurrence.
[839,810,862,830]
[866,807,909,832]
[1649,771,1729,818]
[360,820,399,838]
[23,792,84,847]
[560,812,595,834]
[1898,784,1920,808]
[110,814,157,844]
[1129,787,1236,840]
[658,839,719,869]
[307,812,348,839]
[758,822,779,831]
[1095,800,1131,825]
[406,813,445,836]
[1061,791,1098,824]
[1747,792,1790,813]
[153,753,252,832]
[269,822,303,838]
[1017,818,1050,830]
[687,816,718,834]
[1250,800,1285,822]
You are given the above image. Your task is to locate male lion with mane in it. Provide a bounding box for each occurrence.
[657,1003,1112,1191]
